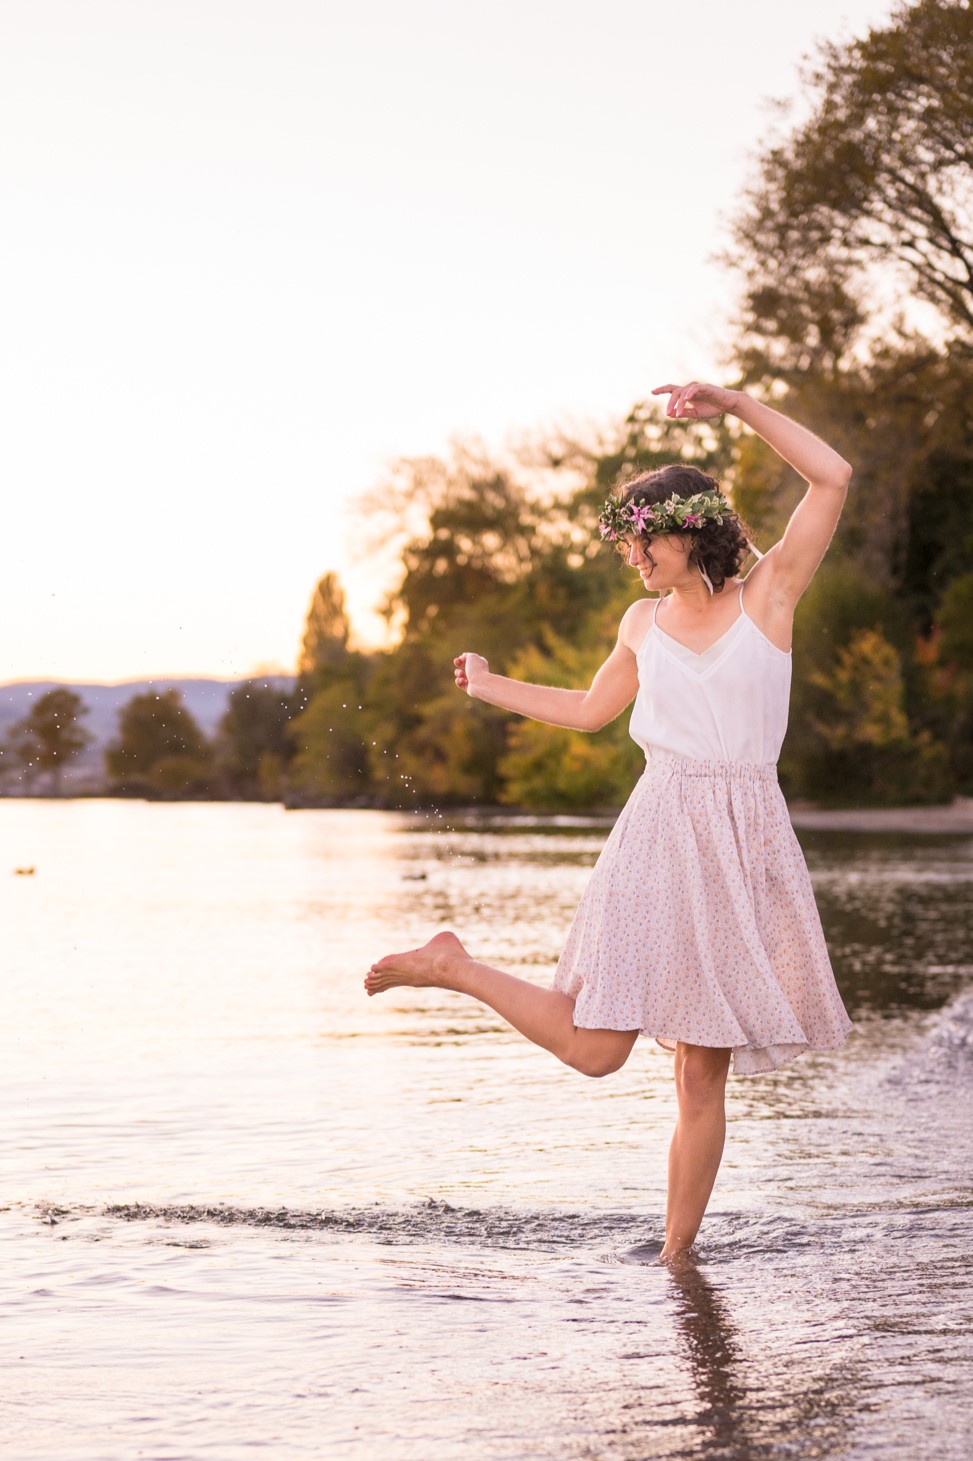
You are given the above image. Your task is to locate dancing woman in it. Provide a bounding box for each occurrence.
[366,381,854,1262]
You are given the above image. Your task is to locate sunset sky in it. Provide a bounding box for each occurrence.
[2,0,896,683]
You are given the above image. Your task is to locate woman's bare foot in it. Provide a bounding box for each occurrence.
[364,930,471,996]
[659,1242,697,1269]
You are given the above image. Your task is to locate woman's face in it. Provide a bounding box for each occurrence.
[626,534,692,590]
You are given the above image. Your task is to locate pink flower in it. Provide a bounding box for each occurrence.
[628,503,656,533]
[683,513,702,527]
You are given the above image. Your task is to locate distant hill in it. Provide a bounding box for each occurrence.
[0,677,295,789]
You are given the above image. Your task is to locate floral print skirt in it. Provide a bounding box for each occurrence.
[552,756,854,1075]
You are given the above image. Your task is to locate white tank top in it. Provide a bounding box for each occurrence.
[629,584,792,766]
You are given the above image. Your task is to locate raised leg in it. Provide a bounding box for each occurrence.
[365,931,638,1078]
[660,1042,732,1261]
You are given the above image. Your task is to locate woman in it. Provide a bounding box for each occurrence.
[365,380,854,1262]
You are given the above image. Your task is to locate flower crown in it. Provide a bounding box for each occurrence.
[598,488,731,542]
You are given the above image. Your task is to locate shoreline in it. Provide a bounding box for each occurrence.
[787,798,973,835]
[3,791,973,835]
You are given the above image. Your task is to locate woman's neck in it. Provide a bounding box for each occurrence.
[666,577,739,613]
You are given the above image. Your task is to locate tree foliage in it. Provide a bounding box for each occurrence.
[288,656,373,804]
[498,632,643,809]
[218,682,297,799]
[299,573,351,677]
[2,688,90,794]
[708,0,973,802]
[732,0,973,381]
[938,571,973,671]
[106,690,216,799]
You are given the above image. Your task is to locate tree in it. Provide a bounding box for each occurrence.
[725,0,973,602]
[715,0,973,804]
[287,568,377,804]
[810,630,912,752]
[922,572,973,790]
[1,717,41,792]
[498,632,643,809]
[938,571,973,671]
[3,688,90,794]
[105,690,216,798]
[299,573,351,678]
[809,629,951,803]
[731,0,973,381]
[384,458,539,644]
[218,682,296,799]
[350,450,548,804]
[287,660,374,803]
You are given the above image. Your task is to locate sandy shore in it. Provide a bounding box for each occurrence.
[789,797,973,834]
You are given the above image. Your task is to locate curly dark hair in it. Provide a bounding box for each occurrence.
[617,465,752,593]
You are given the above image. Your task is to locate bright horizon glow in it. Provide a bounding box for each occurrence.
[1,0,896,683]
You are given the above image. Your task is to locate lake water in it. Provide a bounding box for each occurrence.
[2,799,972,1460]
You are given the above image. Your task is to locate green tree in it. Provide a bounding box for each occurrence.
[360,451,545,804]
[1,716,42,792]
[725,0,973,597]
[498,631,643,809]
[718,0,973,804]
[808,629,950,803]
[299,573,351,677]
[731,0,973,382]
[286,567,377,804]
[781,564,904,797]
[288,662,374,803]
[3,688,91,794]
[810,630,911,751]
[925,573,973,789]
[106,690,216,799]
[386,461,538,644]
[218,681,296,799]
[936,571,973,671]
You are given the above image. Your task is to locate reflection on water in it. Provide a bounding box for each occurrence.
[802,831,973,1014]
[668,1262,753,1456]
[2,800,972,1460]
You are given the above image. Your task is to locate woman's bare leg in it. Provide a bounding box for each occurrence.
[660,1042,732,1262]
[365,931,638,1078]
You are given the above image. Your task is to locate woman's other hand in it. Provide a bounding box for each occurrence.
[652,381,737,420]
[454,652,489,695]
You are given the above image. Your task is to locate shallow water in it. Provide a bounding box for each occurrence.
[2,800,972,1459]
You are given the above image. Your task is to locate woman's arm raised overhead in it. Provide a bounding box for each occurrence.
[454,603,646,733]
[654,382,853,610]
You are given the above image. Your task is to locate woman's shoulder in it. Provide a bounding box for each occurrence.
[619,596,658,655]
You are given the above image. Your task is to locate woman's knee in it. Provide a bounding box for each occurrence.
[569,1030,638,1079]
[674,1044,730,1111]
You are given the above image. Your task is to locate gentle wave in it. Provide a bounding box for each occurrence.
[26,1192,970,1266]
[930,987,973,1057]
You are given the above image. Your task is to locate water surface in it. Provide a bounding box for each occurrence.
[2,801,972,1459]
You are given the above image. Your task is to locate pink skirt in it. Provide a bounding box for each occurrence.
[552,757,854,1075]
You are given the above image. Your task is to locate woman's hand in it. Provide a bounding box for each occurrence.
[652,381,738,421]
[454,652,489,696]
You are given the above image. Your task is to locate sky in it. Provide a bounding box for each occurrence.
[1,0,897,684]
